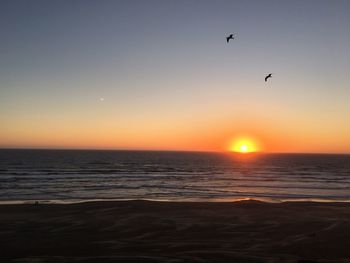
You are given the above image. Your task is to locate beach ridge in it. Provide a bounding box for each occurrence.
[1,200,350,262]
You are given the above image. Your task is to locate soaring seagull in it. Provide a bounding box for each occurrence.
[226,34,234,43]
[265,73,272,82]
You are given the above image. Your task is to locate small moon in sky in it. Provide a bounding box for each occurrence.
[100,98,105,102]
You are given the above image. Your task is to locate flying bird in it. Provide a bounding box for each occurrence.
[265,73,272,82]
[226,34,234,43]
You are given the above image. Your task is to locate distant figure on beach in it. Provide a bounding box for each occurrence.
[265,73,272,82]
[226,34,234,43]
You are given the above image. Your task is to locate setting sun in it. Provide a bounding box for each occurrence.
[229,137,259,153]
[240,145,248,153]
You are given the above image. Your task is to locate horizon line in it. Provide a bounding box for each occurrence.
[1,147,349,155]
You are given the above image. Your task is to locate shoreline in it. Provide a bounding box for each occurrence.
[1,197,350,205]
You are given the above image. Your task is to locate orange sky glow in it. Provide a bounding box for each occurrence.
[2,112,350,153]
[1,1,350,154]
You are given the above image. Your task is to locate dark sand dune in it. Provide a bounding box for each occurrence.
[1,200,350,262]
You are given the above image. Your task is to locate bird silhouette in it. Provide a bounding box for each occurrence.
[226,34,234,43]
[265,73,272,82]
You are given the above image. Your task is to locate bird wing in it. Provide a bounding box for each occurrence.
[265,76,269,82]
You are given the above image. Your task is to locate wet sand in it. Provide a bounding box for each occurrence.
[1,200,350,262]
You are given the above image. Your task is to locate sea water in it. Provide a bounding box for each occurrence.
[0,149,349,203]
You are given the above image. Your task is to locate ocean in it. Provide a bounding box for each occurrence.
[0,149,349,203]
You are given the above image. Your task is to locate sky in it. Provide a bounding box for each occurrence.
[1,0,350,153]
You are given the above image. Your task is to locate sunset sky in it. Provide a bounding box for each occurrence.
[1,0,350,153]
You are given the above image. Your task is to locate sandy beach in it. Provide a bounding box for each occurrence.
[1,200,350,263]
